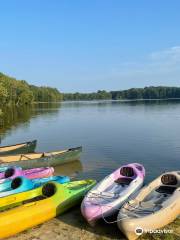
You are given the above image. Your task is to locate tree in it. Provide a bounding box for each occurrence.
[0,72,63,105]
[0,83,8,103]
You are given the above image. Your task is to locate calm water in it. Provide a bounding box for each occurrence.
[0,100,180,183]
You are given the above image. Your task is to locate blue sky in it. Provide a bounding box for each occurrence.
[0,0,180,92]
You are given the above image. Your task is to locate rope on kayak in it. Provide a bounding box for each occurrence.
[85,192,134,224]
[120,195,159,214]
[100,198,151,224]
[20,154,32,161]
[100,203,132,224]
[86,193,157,223]
[86,191,120,201]
[85,191,159,224]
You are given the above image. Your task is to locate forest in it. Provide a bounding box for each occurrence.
[63,87,180,100]
[0,72,63,105]
[1,72,180,105]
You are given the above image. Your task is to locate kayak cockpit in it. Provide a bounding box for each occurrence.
[121,172,180,218]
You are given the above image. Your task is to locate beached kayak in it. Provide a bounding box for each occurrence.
[0,146,82,169]
[0,175,70,196]
[117,171,180,240]
[0,166,54,182]
[0,179,96,238]
[0,140,37,156]
[81,163,145,226]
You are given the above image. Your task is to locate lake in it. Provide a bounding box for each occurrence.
[0,100,180,183]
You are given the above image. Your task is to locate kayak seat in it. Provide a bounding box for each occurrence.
[11,177,22,189]
[161,174,177,185]
[4,168,15,178]
[42,183,56,197]
[115,177,133,185]
[156,185,177,194]
[120,167,134,177]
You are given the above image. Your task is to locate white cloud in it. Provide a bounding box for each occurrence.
[150,46,180,62]
[109,46,180,88]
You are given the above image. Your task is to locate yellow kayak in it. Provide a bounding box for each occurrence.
[0,179,96,238]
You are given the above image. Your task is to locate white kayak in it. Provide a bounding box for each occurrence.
[81,163,145,226]
[117,171,180,240]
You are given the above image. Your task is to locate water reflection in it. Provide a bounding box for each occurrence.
[0,106,32,140]
[0,103,61,141]
[0,100,180,183]
[54,160,83,179]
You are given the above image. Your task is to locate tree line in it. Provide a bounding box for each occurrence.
[63,87,180,100]
[0,72,63,105]
[63,90,112,101]
[1,72,180,105]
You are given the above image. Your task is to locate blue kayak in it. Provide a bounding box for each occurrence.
[0,175,70,197]
[0,167,8,173]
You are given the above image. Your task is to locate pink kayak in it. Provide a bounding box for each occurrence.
[81,163,145,226]
[0,166,54,182]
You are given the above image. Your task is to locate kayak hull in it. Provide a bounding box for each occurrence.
[117,171,180,240]
[81,163,145,225]
[0,167,54,182]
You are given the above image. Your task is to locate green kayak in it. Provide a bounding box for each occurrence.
[0,179,96,238]
[0,179,96,212]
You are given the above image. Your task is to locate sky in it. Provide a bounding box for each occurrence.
[0,0,180,92]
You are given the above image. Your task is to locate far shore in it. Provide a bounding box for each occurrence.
[33,98,180,104]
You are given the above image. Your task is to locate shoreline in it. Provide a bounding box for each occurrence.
[1,98,180,108]
[33,98,180,104]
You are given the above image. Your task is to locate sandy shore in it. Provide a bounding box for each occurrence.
[8,206,180,240]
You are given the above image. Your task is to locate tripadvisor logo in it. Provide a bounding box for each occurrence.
[135,227,173,235]
[135,227,144,236]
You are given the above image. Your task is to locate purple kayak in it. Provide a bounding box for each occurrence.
[0,166,54,183]
[81,163,145,226]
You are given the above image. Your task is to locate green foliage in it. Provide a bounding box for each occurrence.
[63,90,112,101]
[111,87,180,100]
[0,83,8,103]
[0,72,62,105]
[1,72,180,103]
[30,85,63,102]
[64,87,180,101]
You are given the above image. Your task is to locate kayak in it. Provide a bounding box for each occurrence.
[0,166,54,182]
[0,146,82,169]
[0,175,70,196]
[81,163,145,226]
[0,179,96,238]
[0,140,37,156]
[117,171,180,240]
[0,166,8,172]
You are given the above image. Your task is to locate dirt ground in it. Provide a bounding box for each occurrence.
[8,206,180,240]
